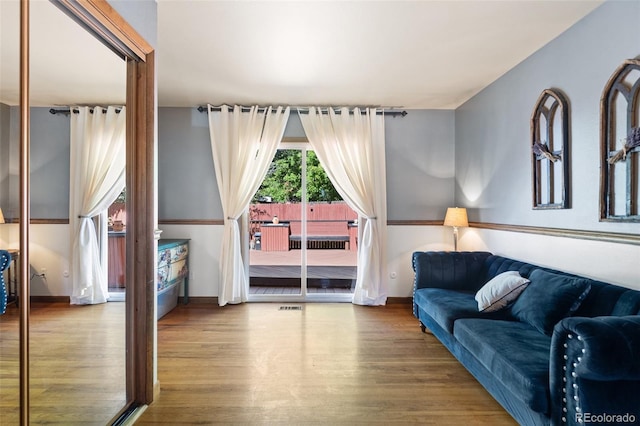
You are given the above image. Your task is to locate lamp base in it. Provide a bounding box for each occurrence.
[452,227,459,251]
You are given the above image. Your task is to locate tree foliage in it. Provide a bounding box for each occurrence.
[254,150,341,203]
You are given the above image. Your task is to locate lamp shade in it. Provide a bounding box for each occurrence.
[0,207,4,224]
[443,207,468,228]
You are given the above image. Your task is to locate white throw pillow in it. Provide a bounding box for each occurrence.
[475,271,530,312]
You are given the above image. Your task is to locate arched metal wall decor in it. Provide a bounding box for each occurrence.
[531,88,570,209]
[600,58,640,222]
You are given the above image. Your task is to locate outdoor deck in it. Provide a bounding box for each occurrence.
[249,248,357,266]
[249,249,356,294]
[248,202,358,296]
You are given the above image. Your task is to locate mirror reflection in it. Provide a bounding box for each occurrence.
[0,0,20,421]
[0,0,127,423]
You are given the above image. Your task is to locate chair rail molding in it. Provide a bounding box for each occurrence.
[469,221,640,246]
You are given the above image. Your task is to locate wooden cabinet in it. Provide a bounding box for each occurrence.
[157,239,190,319]
[261,224,290,251]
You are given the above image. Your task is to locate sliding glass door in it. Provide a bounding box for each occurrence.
[249,148,304,297]
[248,144,357,302]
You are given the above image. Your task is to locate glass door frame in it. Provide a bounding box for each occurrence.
[246,141,353,303]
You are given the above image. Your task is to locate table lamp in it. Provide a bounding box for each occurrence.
[0,207,5,224]
[443,207,468,251]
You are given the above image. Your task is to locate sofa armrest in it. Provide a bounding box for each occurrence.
[550,316,640,426]
[0,250,11,315]
[558,316,640,380]
[412,251,492,292]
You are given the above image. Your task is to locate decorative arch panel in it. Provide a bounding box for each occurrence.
[600,59,640,222]
[531,88,570,209]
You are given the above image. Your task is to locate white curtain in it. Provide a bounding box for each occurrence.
[70,106,126,305]
[299,107,388,306]
[208,105,290,306]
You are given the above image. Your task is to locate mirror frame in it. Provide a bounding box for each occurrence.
[19,0,155,421]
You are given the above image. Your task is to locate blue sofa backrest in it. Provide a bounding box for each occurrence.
[482,255,640,318]
[0,250,11,315]
[412,251,492,292]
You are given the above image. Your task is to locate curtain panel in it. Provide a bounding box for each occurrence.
[208,105,290,306]
[69,106,126,305]
[299,107,388,306]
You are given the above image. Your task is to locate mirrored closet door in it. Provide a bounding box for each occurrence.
[0,0,156,423]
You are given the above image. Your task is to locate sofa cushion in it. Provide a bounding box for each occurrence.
[414,288,509,334]
[475,271,530,312]
[509,269,591,336]
[611,290,640,316]
[482,255,540,283]
[413,251,492,292]
[454,318,551,414]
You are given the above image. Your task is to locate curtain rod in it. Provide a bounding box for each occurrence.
[49,107,122,115]
[197,105,407,117]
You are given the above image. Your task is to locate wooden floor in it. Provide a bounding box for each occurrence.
[0,302,126,425]
[137,303,517,425]
[1,302,517,425]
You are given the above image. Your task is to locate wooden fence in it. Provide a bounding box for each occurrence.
[250,202,358,251]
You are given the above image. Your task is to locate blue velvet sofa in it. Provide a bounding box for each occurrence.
[1,250,11,314]
[412,251,640,426]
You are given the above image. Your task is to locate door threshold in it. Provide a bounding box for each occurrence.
[247,293,353,303]
[108,292,126,302]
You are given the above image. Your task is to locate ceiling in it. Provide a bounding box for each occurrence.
[0,0,126,107]
[1,0,604,109]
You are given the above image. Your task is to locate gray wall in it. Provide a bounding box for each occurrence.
[157,108,455,221]
[0,103,10,215]
[0,104,19,219]
[158,108,221,220]
[386,110,455,220]
[0,106,70,219]
[107,0,158,48]
[31,108,70,219]
[455,0,640,234]
[2,106,454,222]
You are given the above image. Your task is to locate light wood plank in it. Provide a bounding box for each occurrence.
[138,303,516,425]
[0,302,126,425]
